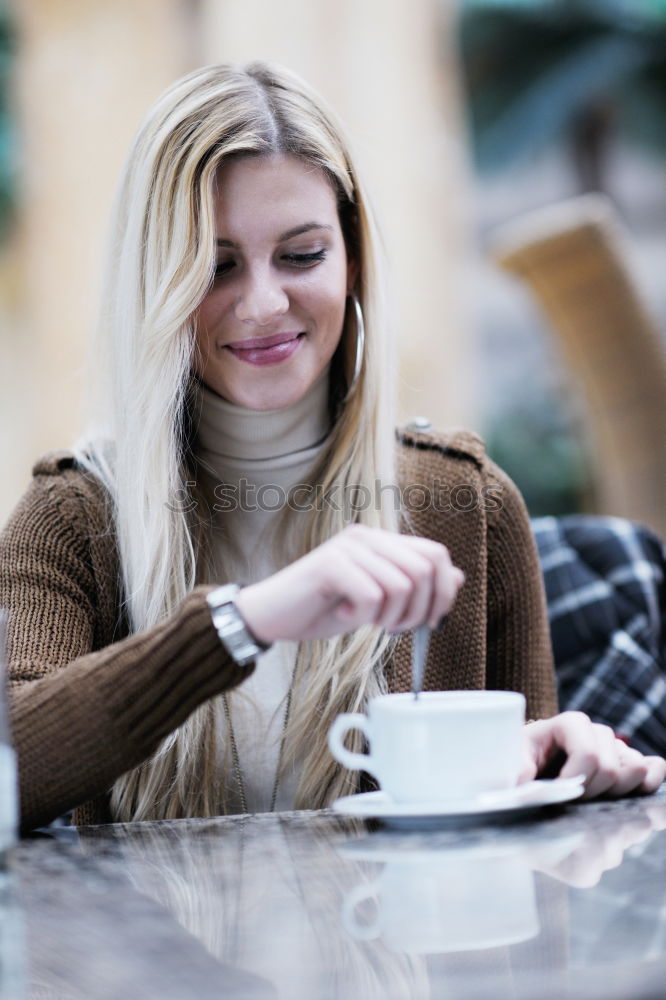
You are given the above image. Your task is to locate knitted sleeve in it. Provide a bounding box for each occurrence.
[0,466,251,831]
[484,460,559,721]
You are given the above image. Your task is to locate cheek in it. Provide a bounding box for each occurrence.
[194,292,216,336]
[311,270,349,336]
[191,287,226,351]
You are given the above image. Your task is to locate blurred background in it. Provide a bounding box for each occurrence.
[0,0,664,534]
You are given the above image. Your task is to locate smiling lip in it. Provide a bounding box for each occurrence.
[224,331,305,366]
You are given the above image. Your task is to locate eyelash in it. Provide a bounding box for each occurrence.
[214,248,327,279]
[284,249,327,267]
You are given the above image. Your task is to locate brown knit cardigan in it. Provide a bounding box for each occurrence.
[0,424,557,831]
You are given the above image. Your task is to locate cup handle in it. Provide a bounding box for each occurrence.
[328,713,378,778]
[341,880,381,941]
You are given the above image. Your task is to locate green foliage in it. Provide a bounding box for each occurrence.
[459,0,666,172]
[484,401,590,516]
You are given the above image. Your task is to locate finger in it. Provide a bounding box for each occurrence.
[554,713,657,799]
[400,535,464,625]
[336,539,424,631]
[551,712,602,782]
[580,725,627,800]
[550,714,619,797]
[577,733,653,800]
[340,528,436,630]
[598,745,649,799]
[431,555,464,626]
[640,756,666,795]
[319,553,386,632]
[536,712,664,802]
[517,724,541,784]
[352,529,462,628]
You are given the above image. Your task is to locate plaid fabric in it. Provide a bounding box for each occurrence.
[532,515,666,758]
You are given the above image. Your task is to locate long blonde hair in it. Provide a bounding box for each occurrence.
[74,62,399,821]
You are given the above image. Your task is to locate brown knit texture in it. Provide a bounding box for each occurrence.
[0,453,251,831]
[390,427,557,722]
[0,430,556,829]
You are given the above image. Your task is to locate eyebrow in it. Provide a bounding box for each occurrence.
[216,222,333,248]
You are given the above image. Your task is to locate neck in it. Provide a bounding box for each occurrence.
[194,371,331,462]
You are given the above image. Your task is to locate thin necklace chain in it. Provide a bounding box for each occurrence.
[222,683,294,814]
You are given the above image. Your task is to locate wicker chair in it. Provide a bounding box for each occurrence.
[491,194,666,539]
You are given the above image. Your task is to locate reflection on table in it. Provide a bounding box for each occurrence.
[4,786,666,999]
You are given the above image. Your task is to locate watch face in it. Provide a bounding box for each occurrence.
[207,585,263,665]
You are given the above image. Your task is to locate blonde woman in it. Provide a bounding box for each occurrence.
[2,63,663,831]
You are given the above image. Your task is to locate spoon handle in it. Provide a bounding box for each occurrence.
[411,623,430,699]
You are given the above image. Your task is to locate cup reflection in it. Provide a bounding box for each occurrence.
[340,840,539,954]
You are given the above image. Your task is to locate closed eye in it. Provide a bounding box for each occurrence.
[213,247,327,281]
[214,260,235,279]
[282,249,327,267]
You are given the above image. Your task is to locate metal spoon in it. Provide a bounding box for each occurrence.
[411,623,430,700]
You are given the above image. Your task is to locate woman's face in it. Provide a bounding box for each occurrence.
[193,154,354,411]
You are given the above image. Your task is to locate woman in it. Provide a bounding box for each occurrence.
[2,62,663,831]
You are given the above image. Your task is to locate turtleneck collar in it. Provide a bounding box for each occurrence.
[194,369,332,463]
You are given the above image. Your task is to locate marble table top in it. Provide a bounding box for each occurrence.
[3,785,666,999]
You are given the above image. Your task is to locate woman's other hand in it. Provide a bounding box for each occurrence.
[520,711,666,799]
[235,524,465,643]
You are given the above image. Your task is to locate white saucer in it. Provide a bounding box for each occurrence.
[332,777,585,829]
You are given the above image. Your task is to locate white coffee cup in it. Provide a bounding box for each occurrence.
[328,690,526,804]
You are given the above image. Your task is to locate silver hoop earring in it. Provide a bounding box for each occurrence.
[343,293,365,402]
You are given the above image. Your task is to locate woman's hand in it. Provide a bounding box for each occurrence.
[235,524,464,644]
[520,711,666,799]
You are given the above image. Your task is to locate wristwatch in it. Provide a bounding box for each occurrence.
[206,583,271,666]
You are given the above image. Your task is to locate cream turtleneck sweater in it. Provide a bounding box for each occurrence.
[195,373,331,813]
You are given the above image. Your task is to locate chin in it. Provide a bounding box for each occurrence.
[240,370,321,411]
[235,385,308,412]
[246,397,292,413]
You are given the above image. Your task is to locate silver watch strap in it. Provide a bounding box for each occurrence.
[206,583,270,667]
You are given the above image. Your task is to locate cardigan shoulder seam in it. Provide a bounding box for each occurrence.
[32,449,81,478]
[30,451,109,512]
[395,425,487,471]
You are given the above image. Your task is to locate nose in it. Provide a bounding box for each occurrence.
[234,266,289,326]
